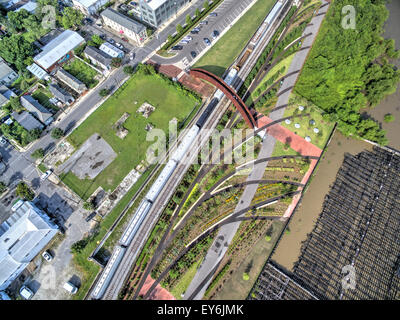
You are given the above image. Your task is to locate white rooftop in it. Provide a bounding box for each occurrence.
[14,1,37,13]
[0,202,58,290]
[74,0,106,8]
[143,0,167,11]
[99,42,124,58]
[33,30,85,70]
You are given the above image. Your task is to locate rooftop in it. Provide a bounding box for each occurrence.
[0,60,16,80]
[84,46,112,66]
[11,111,44,131]
[20,95,52,123]
[0,201,58,290]
[33,30,85,70]
[101,7,146,34]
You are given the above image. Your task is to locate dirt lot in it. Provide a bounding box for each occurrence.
[271,131,373,271]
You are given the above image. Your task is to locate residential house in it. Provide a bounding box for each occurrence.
[56,69,87,94]
[99,42,124,58]
[84,46,112,73]
[0,59,18,86]
[101,8,147,44]
[49,84,75,105]
[27,64,50,81]
[11,111,44,131]
[0,85,16,107]
[20,95,54,126]
[72,0,109,15]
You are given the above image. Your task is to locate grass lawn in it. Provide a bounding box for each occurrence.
[62,70,199,199]
[32,87,58,112]
[280,95,335,149]
[63,59,99,89]
[194,0,276,77]
[271,140,300,157]
[170,259,202,299]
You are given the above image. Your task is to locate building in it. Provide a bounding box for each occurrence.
[49,84,75,105]
[0,85,16,107]
[0,59,18,86]
[56,69,87,93]
[138,0,191,28]
[33,30,85,72]
[11,111,44,131]
[99,42,125,58]
[101,8,147,44]
[20,95,54,126]
[72,0,109,15]
[13,0,37,13]
[27,64,50,81]
[0,201,58,290]
[84,46,112,72]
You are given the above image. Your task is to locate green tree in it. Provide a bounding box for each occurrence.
[71,239,88,254]
[0,182,7,194]
[111,57,122,68]
[195,8,201,17]
[61,7,83,29]
[31,148,45,159]
[91,34,104,47]
[28,128,42,141]
[0,34,34,70]
[203,1,209,11]
[123,65,134,75]
[83,201,95,211]
[99,88,110,97]
[9,97,22,112]
[167,34,173,43]
[16,182,34,200]
[383,114,395,123]
[185,14,192,26]
[51,127,64,139]
[176,23,183,34]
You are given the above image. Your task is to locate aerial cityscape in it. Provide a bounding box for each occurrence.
[0,0,399,306]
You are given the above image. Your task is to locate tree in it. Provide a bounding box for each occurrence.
[111,57,122,68]
[71,239,88,254]
[167,34,173,43]
[99,88,110,97]
[51,127,64,139]
[91,34,104,47]
[176,23,183,34]
[0,182,6,194]
[0,34,34,70]
[384,114,395,123]
[28,128,42,141]
[61,7,83,29]
[185,14,192,26]
[83,201,95,211]
[203,0,209,11]
[195,8,201,17]
[123,65,134,75]
[16,182,34,200]
[9,97,22,112]
[31,148,45,159]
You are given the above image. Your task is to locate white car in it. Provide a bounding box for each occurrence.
[42,250,53,262]
[63,282,78,294]
[0,136,7,146]
[179,39,190,45]
[115,42,124,49]
[40,169,52,181]
[20,286,34,300]
[182,36,192,42]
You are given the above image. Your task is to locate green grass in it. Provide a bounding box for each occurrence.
[194,0,276,77]
[271,140,299,157]
[63,59,99,89]
[170,259,201,299]
[32,87,58,112]
[281,97,335,149]
[62,71,199,199]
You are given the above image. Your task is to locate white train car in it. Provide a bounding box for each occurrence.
[145,159,177,203]
[119,200,152,247]
[171,126,200,163]
[91,246,126,300]
[224,68,238,87]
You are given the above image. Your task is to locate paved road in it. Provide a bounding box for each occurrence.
[183,0,330,300]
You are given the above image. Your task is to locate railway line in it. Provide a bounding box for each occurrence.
[89,0,294,300]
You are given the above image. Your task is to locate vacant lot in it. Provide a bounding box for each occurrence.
[62,70,199,199]
[194,0,276,77]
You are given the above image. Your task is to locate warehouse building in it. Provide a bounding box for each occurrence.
[33,30,85,72]
[0,201,58,290]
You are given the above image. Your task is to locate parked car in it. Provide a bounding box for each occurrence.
[42,250,53,262]
[209,12,218,17]
[19,286,34,300]
[190,51,197,58]
[182,36,192,42]
[172,45,183,50]
[130,52,135,60]
[121,37,128,42]
[85,211,97,222]
[40,169,52,181]
[0,136,7,146]
[63,282,78,294]
[199,20,208,25]
[190,30,199,35]
[179,39,190,45]
[212,30,219,39]
[115,42,124,49]
[203,37,211,46]
[99,34,106,40]
[108,38,115,44]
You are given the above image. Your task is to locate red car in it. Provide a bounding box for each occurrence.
[121,37,128,42]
